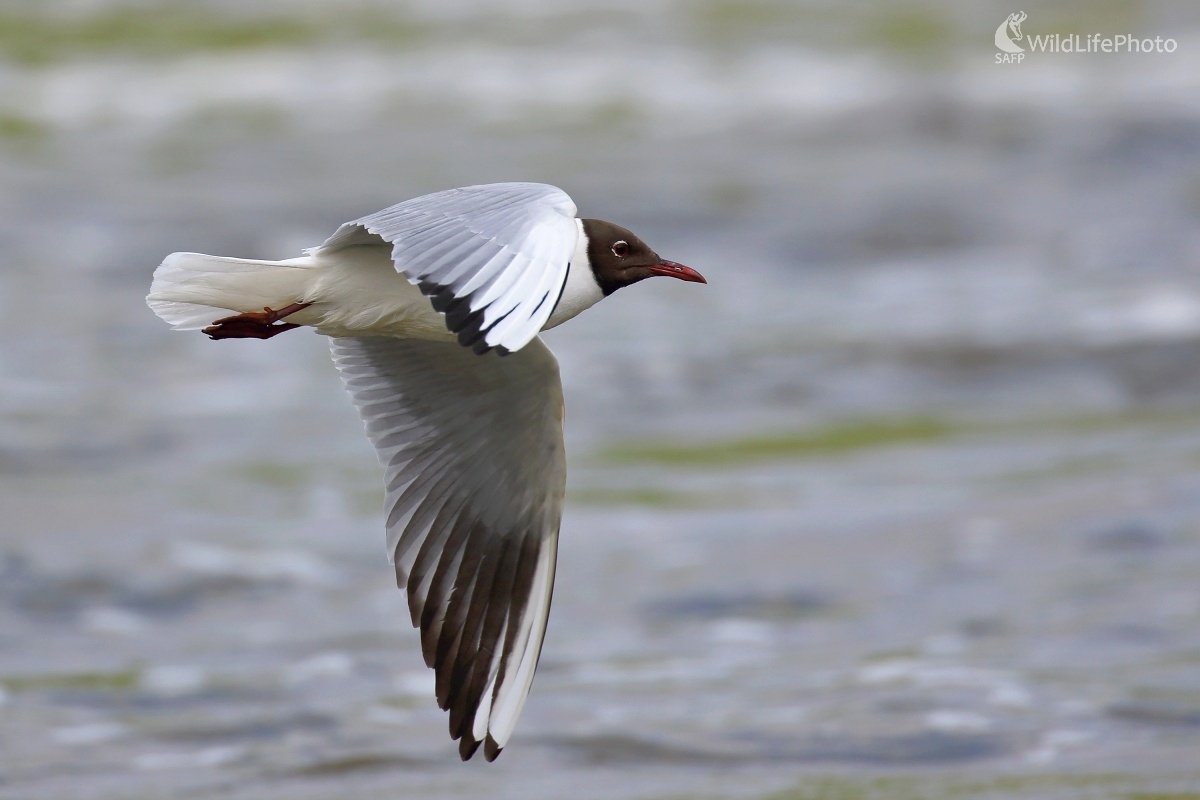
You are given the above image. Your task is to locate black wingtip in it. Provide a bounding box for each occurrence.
[459,736,482,761]
[416,278,525,357]
[418,278,495,353]
[484,736,503,761]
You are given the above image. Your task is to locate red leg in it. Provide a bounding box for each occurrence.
[203,302,312,340]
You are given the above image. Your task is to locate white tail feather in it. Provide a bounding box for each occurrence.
[146,252,317,330]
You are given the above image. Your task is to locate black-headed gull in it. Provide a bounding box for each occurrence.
[146,182,706,761]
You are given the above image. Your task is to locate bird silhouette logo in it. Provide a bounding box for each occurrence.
[995,12,1027,53]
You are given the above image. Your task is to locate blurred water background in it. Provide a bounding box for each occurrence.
[2,1,1200,798]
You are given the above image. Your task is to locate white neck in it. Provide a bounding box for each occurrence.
[543,218,604,331]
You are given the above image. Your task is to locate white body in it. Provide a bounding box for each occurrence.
[147,218,597,341]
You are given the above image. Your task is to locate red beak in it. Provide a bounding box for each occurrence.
[647,260,707,284]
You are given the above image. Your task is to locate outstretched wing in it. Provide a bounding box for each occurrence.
[330,335,565,761]
[317,183,578,355]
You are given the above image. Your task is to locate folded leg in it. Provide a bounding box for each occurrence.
[203,302,312,340]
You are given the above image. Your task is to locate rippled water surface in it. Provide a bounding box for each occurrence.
[2,1,1200,797]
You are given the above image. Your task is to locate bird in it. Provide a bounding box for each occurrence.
[145,182,706,761]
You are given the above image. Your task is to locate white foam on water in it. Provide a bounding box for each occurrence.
[169,541,340,586]
[141,665,208,697]
[133,746,245,771]
[52,722,129,745]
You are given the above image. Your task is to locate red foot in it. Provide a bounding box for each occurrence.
[204,303,311,340]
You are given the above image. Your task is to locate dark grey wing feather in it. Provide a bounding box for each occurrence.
[330,335,565,761]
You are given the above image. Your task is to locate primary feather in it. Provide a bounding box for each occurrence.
[330,336,565,760]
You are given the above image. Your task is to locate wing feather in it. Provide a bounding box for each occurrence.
[330,335,565,761]
[318,183,578,354]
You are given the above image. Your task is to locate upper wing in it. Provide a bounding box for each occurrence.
[317,183,578,355]
[330,335,566,761]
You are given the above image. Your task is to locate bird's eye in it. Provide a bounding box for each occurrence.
[611,240,630,258]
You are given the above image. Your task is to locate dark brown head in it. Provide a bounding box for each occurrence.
[580,218,706,296]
